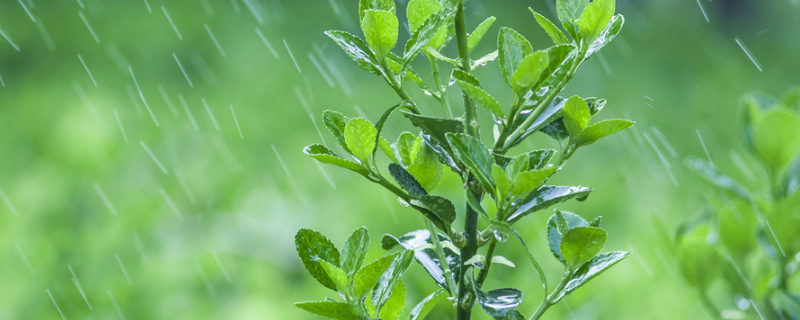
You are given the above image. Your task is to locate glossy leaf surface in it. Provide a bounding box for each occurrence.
[415,195,456,226]
[511,50,549,94]
[408,289,445,320]
[531,8,568,44]
[465,266,524,319]
[354,252,400,298]
[304,144,368,174]
[498,27,533,88]
[563,96,591,137]
[361,9,399,59]
[373,250,413,314]
[577,0,615,40]
[468,16,497,53]
[295,229,342,291]
[340,227,369,276]
[404,8,455,66]
[380,280,405,320]
[406,0,443,31]
[545,211,589,262]
[456,80,505,119]
[325,31,381,75]
[560,226,607,269]
[296,301,361,320]
[319,260,349,293]
[556,0,588,37]
[382,230,460,291]
[586,14,624,58]
[574,119,634,147]
[389,163,427,196]
[506,186,593,224]
[322,110,352,152]
[555,251,629,301]
[344,118,378,163]
[446,133,496,194]
[407,142,443,192]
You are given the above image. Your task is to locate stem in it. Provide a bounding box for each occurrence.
[458,194,480,320]
[427,53,453,118]
[425,218,459,298]
[454,0,478,138]
[475,238,497,286]
[530,270,573,320]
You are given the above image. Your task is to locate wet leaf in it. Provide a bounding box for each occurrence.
[556,251,629,301]
[556,0,588,37]
[511,50,549,94]
[380,280,405,320]
[753,107,800,170]
[395,132,421,167]
[560,226,607,269]
[295,229,342,291]
[446,133,496,194]
[387,54,428,90]
[456,80,505,119]
[562,96,591,137]
[498,27,533,88]
[464,266,524,319]
[382,230,460,291]
[322,110,352,153]
[507,96,566,148]
[359,0,396,22]
[345,118,378,163]
[685,156,751,201]
[354,252,401,298]
[373,250,413,314]
[452,68,480,86]
[389,163,427,196]
[379,137,398,162]
[509,167,559,200]
[408,289,445,320]
[404,7,456,67]
[304,144,369,174]
[468,16,497,53]
[420,131,461,173]
[506,186,593,224]
[586,14,624,58]
[296,301,361,320]
[407,142,443,192]
[530,8,568,45]
[574,119,634,147]
[325,31,381,75]
[577,0,615,41]
[406,0,443,32]
[362,9,399,59]
[415,195,456,226]
[402,111,465,154]
[544,211,589,262]
[319,260,349,293]
[341,227,370,276]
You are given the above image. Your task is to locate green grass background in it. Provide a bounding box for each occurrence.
[0,0,798,319]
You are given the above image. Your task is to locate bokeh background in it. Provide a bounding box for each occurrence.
[1,0,798,319]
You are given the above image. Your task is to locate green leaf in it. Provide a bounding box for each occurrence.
[408,289,445,320]
[685,156,751,201]
[395,132,420,167]
[456,80,505,119]
[472,50,499,69]
[325,31,382,75]
[341,227,370,276]
[359,0,396,22]
[407,142,443,192]
[387,54,428,90]
[524,149,556,170]
[304,144,369,174]
[493,164,511,202]
[382,230,460,291]
[556,210,570,235]
[677,240,721,288]
[589,216,602,227]
[345,118,378,163]
[753,107,800,170]
[506,186,593,224]
[296,301,361,320]
[379,137,398,163]
[577,0,615,41]
[740,91,777,151]
[468,16,497,53]
[451,68,480,86]
[415,195,456,227]
[389,163,427,196]
[509,167,559,199]
[402,111,465,155]
[586,14,624,58]
[511,50,550,94]
[574,119,635,147]
[498,27,533,89]
[445,133,496,194]
[556,0,588,37]
[404,8,456,67]
[530,8,568,45]
[319,260,349,293]
[380,280,405,320]
[354,252,400,298]
[545,211,589,262]
[322,110,352,153]
[406,0,443,31]
[512,229,547,296]
[563,96,591,137]
[541,97,607,141]
[464,266,524,319]
[560,226,608,269]
[295,229,342,291]
[362,9,399,59]
[507,95,567,148]
[554,251,629,302]
[373,251,413,315]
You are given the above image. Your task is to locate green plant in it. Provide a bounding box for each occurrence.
[674,87,800,319]
[295,0,633,319]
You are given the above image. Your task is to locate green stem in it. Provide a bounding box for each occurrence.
[530,270,573,320]
[458,194,480,320]
[454,0,478,138]
[427,53,452,118]
[475,238,497,287]
[425,218,458,297]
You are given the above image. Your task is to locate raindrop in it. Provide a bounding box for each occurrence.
[78,11,100,43]
[735,296,750,310]
[0,70,4,87]
[696,129,713,165]
[626,244,654,277]
[113,109,130,144]
[129,67,159,126]
[255,28,279,58]
[212,251,232,283]
[734,37,763,72]
[179,94,200,131]
[308,53,335,87]
[230,104,244,139]
[18,0,35,22]
[749,299,766,320]
[695,0,710,22]
[650,127,677,157]
[157,85,179,117]
[140,141,169,174]
[115,253,133,285]
[159,188,184,221]
[175,171,197,205]
[242,0,265,25]
[314,161,336,189]
[0,187,20,217]
[197,264,217,298]
[595,51,613,75]
[0,24,21,51]
[173,53,193,87]
[204,24,226,58]
[143,0,152,13]
[73,83,99,118]
[107,289,126,320]
[75,0,84,8]
[725,254,752,290]
[69,265,92,310]
[78,54,98,87]
[162,6,182,40]
[201,98,221,132]
[105,44,131,73]
[643,131,677,186]
[199,0,215,16]
[729,150,754,181]
[14,242,34,274]
[132,231,149,264]
[283,39,302,73]
[46,289,66,320]
[271,144,292,178]
[93,184,118,216]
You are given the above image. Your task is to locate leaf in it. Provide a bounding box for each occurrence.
[407,142,443,192]
[359,0,396,22]
[304,144,369,174]
[753,107,800,170]
[325,31,382,75]
[387,54,429,90]
[322,110,352,152]
[509,167,559,200]
[512,229,547,296]
[530,8,568,45]
[373,250,414,314]
[402,111,465,153]
[415,195,456,227]
[406,0,443,31]
[404,8,456,67]
[493,164,511,202]
[555,251,629,301]
[586,14,624,58]
[389,163,427,196]
[574,119,634,147]
[685,156,751,201]
[577,0,615,41]
[451,68,480,86]
[511,50,550,94]
[545,211,589,263]
[562,96,591,137]
[464,266,524,319]
[677,240,721,288]
[374,103,410,153]
[296,301,361,320]
[556,0,588,37]
[295,229,342,291]
[506,186,593,224]
[589,216,602,227]
[362,9,399,59]
[472,50,499,69]
[319,260,349,293]
[498,27,533,89]
[345,118,378,163]
[395,132,421,167]
[468,16,497,53]
[456,80,505,119]
[379,137,398,162]
[341,227,370,276]
[382,230,460,291]
[506,96,567,148]
[420,131,461,173]
[524,149,556,170]
[380,280,406,320]
[354,252,401,298]
[408,289,445,320]
[560,226,607,269]
[446,133,496,194]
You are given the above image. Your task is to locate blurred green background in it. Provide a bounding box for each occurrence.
[1,0,798,319]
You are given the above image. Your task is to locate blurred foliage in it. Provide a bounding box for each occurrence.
[0,0,798,319]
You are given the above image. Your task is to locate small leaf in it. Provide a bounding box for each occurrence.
[386,54,429,90]
[304,144,369,174]
[407,142,443,192]
[781,156,800,198]
[560,226,608,269]
[545,211,589,262]
[345,118,378,163]
[341,227,370,276]
[524,149,556,170]
[577,0,615,41]
[395,132,421,167]
[325,31,382,75]
[373,250,414,314]
[586,14,624,58]
[295,229,342,291]
[468,16,497,53]
[382,230,460,291]
[506,186,593,224]
[319,260,349,293]
[511,50,550,94]
[406,0,443,32]
[296,301,361,320]
[556,0,588,38]
[415,195,456,227]
[389,163,427,196]
[472,50,499,69]
[512,229,547,296]
[530,8,568,45]
[456,80,505,119]
[509,167,559,200]
[362,9,399,59]
[379,137,398,162]
[446,133,496,194]
[408,289,445,320]
[464,267,524,319]
[404,8,456,67]
[574,119,635,147]
[753,107,800,170]
[506,96,567,148]
[380,280,405,320]
[493,164,511,202]
[555,210,570,235]
[563,96,591,138]
[498,27,533,89]
[359,0,396,22]
[685,156,751,201]
[677,241,721,288]
[555,251,629,301]
[322,110,352,153]
[354,252,401,298]
[402,111,465,153]
[589,216,602,227]
[451,68,480,86]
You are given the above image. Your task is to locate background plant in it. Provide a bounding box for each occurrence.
[672,88,800,320]
[296,0,634,319]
